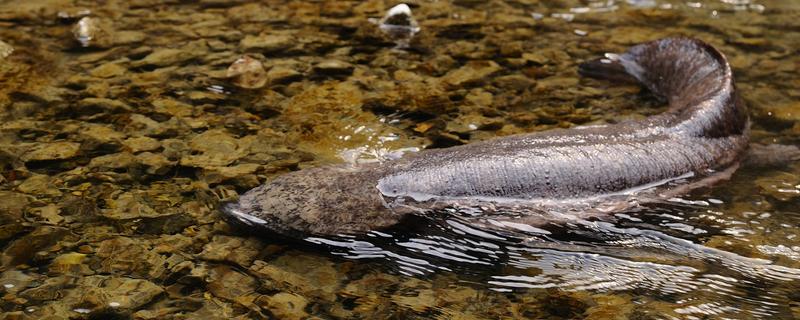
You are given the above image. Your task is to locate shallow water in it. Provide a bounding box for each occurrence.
[1,0,799,319]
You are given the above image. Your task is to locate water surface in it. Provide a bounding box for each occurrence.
[1,0,799,319]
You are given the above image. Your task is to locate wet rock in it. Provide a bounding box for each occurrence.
[756,100,800,125]
[0,40,13,59]
[123,136,161,153]
[114,31,147,46]
[77,97,133,113]
[19,276,73,302]
[0,270,36,295]
[25,205,62,228]
[257,293,309,320]
[152,98,194,118]
[440,60,501,87]
[340,273,398,315]
[151,234,195,254]
[199,235,263,266]
[422,54,458,76]
[79,124,126,146]
[124,114,166,137]
[493,74,536,91]
[206,265,257,302]
[266,66,302,84]
[377,3,420,48]
[72,17,114,48]
[88,152,136,171]
[180,129,244,168]
[582,294,635,319]
[0,191,31,220]
[250,253,341,302]
[755,171,800,201]
[389,278,436,313]
[136,213,195,235]
[1,226,69,267]
[89,62,127,78]
[95,237,167,279]
[102,191,168,219]
[445,113,503,134]
[199,163,260,185]
[314,59,354,76]
[135,152,174,175]
[175,297,238,319]
[162,139,189,160]
[49,252,92,276]
[240,33,294,52]
[20,142,81,162]
[74,276,164,311]
[226,55,267,89]
[133,42,206,68]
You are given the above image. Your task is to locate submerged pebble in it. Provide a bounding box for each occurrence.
[378,3,420,48]
[0,40,13,59]
[72,17,113,48]
[226,55,268,89]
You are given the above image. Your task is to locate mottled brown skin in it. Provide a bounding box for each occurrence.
[222,38,750,237]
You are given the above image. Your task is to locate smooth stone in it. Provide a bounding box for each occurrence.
[440,60,501,87]
[0,40,13,59]
[266,66,302,84]
[240,33,294,52]
[77,97,133,113]
[123,136,161,153]
[199,235,263,267]
[89,62,127,78]
[20,142,81,162]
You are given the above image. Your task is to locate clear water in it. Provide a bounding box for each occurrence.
[0,0,799,319]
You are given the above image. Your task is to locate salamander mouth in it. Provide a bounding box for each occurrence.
[218,200,308,241]
[219,201,268,227]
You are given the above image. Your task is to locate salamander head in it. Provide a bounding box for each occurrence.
[220,164,403,237]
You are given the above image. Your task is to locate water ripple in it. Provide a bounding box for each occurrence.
[305,200,800,318]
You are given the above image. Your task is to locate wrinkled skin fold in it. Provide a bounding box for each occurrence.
[222,38,749,237]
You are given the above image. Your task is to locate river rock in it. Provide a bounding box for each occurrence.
[206,265,258,302]
[314,59,354,76]
[181,129,244,168]
[133,43,204,68]
[102,191,167,219]
[74,275,164,310]
[1,226,69,267]
[0,40,13,59]
[440,60,501,87]
[135,152,174,175]
[240,33,294,52]
[123,136,161,153]
[266,66,302,84]
[77,97,132,113]
[152,98,194,118]
[226,55,267,89]
[72,17,115,48]
[79,124,126,145]
[0,191,31,219]
[88,152,136,171]
[755,171,800,201]
[199,235,263,266]
[48,252,92,276]
[20,142,81,162]
[94,237,167,279]
[250,253,341,302]
[257,293,309,320]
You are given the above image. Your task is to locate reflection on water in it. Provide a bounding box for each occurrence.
[308,184,800,318]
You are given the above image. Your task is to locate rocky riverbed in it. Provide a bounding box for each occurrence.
[1,0,800,319]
